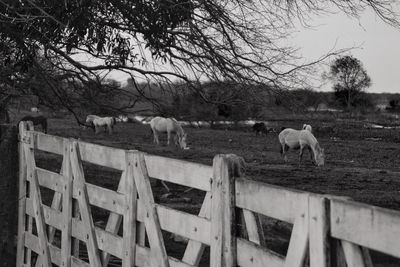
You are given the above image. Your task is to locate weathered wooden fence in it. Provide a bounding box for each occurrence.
[15,121,400,267]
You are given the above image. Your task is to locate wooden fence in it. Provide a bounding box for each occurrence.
[16,121,400,267]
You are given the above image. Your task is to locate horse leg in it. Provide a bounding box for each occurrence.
[298,145,305,167]
[108,125,112,134]
[174,134,179,147]
[307,146,315,165]
[95,126,99,134]
[153,131,159,145]
[167,131,171,146]
[280,143,288,163]
[151,128,156,143]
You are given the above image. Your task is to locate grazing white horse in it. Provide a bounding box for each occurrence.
[86,115,116,134]
[302,124,312,132]
[150,116,188,149]
[279,128,325,166]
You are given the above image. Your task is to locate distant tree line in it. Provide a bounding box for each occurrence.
[122,78,396,122]
[149,81,267,124]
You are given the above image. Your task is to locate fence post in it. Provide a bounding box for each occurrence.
[61,139,73,267]
[309,195,330,267]
[324,195,352,267]
[210,154,243,267]
[16,122,27,267]
[16,122,33,267]
[122,150,138,267]
[0,124,18,266]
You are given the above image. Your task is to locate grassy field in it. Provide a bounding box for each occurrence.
[39,114,400,208]
[19,111,400,266]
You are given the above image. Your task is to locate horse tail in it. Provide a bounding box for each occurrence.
[280,143,284,154]
[149,125,154,137]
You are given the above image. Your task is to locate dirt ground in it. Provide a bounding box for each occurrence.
[30,115,400,266]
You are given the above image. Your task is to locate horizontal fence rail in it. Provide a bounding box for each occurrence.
[16,122,400,267]
[331,198,400,259]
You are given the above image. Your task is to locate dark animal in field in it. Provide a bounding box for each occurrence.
[19,115,47,133]
[278,128,325,166]
[253,123,276,135]
[252,122,269,136]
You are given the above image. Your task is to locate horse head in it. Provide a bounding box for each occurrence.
[315,146,325,166]
[178,133,188,149]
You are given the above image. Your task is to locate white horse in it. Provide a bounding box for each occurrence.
[302,124,312,132]
[278,128,325,166]
[87,116,116,134]
[84,114,100,130]
[150,116,188,149]
[86,114,100,124]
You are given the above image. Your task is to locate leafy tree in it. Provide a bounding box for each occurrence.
[0,1,399,122]
[328,55,372,110]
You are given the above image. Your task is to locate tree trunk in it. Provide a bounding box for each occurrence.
[347,90,351,111]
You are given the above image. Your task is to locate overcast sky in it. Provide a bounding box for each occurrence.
[109,8,400,94]
[291,9,400,94]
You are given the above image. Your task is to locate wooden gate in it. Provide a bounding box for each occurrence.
[16,121,229,267]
